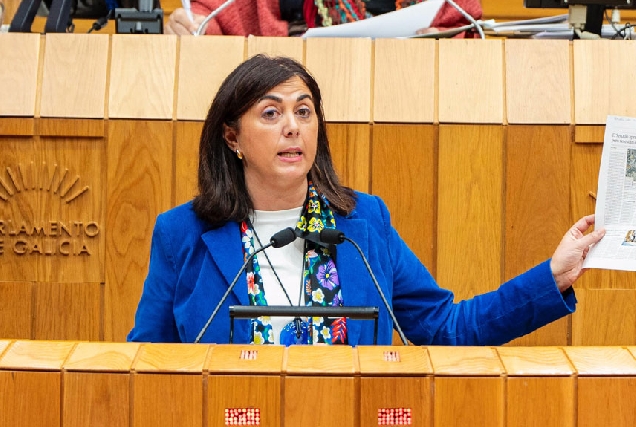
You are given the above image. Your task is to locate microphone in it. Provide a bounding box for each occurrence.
[9,0,73,32]
[9,0,43,32]
[193,226,297,343]
[319,228,409,345]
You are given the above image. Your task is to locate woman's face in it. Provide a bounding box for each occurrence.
[224,76,319,200]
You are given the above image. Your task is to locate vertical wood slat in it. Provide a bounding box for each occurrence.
[373,39,435,123]
[63,373,130,427]
[133,374,203,427]
[428,347,504,427]
[438,40,504,124]
[37,136,105,283]
[305,38,372,123]
[104,120,173,342]
[109,35,177,120]
[206,345,284,427]
[33,282,101,341]
[40,34,109,119]
[174,121,203,207]
[572,289,636,345]
[327,123,370,193]
[505,125,571,346]
[371,124,436,271]
[0,371,62,427]
[246,36,304,63]
[358,347,432,427]
[0,137,42,282]
[0,339,74,426]
[437,125,504,300]
[0,33,40,117]
[176,36,245,121]
[62,343,139,427]
[132,344,209,427]
[573,40,636,125]
[0,282,33,339]
[505,40,571,124]
[284,346,357,427]
[497,347,575,427]
[566,347,636,426]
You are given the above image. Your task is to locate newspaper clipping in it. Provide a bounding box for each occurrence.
[584,115,636,271]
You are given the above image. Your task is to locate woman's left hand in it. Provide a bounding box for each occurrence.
[550,214,605,293]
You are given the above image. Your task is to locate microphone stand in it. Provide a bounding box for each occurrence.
[320,229,409,346]
[193,227,296,343]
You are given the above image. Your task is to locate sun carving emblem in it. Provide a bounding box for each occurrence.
[0,162,89,204]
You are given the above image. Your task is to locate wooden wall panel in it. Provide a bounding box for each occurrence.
[40,34,109,119]
[499,347,575,427]
[578,377,636,427]
[327,123,370,193]
[505,126,571,346]
[437,125,503,300]
[63,372,130,427]
[246,36,304,63]
[0,33,40,117]
[438,40,504,124]
[37,136,105,283]
[176,36,245,121]
[0,118,35,136]
[0,371,61,427]
[505,40,571,124]
[361,377,431,427]
[0,282,32,339]
[133,374,202,427]
[429,347,504,427]
[0,137,42,281]
[109,35,177,120]
[434,377,503,427]
[33,282,101,341]
[507,377,575,427]
[505,126,570,273]
[371,124,436,271]
[284,376,356,427]
[373,39,435,123]
[207,375,281,427]
[305,38,372,122]
[174,121,203,206]
[572,289,636,345]
[105,120,173,342]
[573,41,636,125]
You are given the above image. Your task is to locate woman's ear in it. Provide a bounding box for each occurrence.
[223,124,239,151]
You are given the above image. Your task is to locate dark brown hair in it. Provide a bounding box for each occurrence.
[193,54,355,226]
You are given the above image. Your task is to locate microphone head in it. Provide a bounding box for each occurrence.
[319,228,345,245]
[270,227,297,248]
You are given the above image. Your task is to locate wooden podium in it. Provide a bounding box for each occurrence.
[2,341,636,426]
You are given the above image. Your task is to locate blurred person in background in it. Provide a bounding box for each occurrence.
[165,0,482,37]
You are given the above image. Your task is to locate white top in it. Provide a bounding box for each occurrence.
[250,206,304,345]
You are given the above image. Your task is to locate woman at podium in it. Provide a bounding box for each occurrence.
[128,55,605,346]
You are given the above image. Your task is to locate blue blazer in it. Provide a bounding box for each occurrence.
[128,192,575,345]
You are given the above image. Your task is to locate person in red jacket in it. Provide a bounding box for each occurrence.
[165,0,482,38]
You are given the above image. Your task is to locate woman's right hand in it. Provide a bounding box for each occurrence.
[165,8,208,35]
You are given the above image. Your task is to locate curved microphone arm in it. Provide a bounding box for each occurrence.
[342,236,409,346]
[193,227,296,343]
[193,244,270,343]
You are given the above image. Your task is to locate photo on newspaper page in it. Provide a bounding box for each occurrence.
[583,115,636,271]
